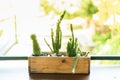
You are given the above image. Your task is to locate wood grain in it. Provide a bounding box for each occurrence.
[28,56,90,74]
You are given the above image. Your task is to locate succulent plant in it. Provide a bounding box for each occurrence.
[44,10,66,56]
[67,24,81,57]
[30,34,41,56]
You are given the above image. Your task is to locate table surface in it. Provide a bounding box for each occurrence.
[0,60,120,80]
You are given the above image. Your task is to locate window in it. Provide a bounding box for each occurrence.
[0,0,120,65]
[0,0,17,55]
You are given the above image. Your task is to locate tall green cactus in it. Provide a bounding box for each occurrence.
[67,24,81,57]
[44,10,66,55]
[30,34,41,56]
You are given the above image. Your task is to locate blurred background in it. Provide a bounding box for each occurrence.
[0,0,120,64]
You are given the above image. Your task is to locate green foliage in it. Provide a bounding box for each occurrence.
[40,0,61,15]
[93,31,111,44]
[92,32,111,54]
[40,0,98,19]
[40,0,53,15]
[67,24,81,57]
[92,24,120,55]
[64,0,99,19]
[80,0,98,18]
[106,24,120,54]
[44,11,66,55]
[30,34,41,56]
[108,35,120,54]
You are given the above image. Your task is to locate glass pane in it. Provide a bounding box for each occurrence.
[1,0,120,58]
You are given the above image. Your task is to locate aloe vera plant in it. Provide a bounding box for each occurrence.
[30,34,41,56]
[44,10,66,56]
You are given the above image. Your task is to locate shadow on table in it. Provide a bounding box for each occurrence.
[29,73,90,80]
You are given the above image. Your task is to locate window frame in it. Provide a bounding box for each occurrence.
[0,55,120,60]
[0,15,17,55]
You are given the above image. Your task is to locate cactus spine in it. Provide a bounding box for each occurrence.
[31,34,41,56]
[44,11,66,55]
[67,24,81,57]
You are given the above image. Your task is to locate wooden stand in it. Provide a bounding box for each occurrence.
[28,56,90,74]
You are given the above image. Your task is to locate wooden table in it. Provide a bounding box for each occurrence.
[0,60,120,80]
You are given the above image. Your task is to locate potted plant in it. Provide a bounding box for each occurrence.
[28,11,90,74]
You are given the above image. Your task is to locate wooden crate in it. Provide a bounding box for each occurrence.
[28,56,90,74]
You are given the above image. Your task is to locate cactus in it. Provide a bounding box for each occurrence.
[67,24,81,57]
[30,34,41,56]
[44,10,66,56]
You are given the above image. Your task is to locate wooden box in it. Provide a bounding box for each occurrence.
[28,56,90,74]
